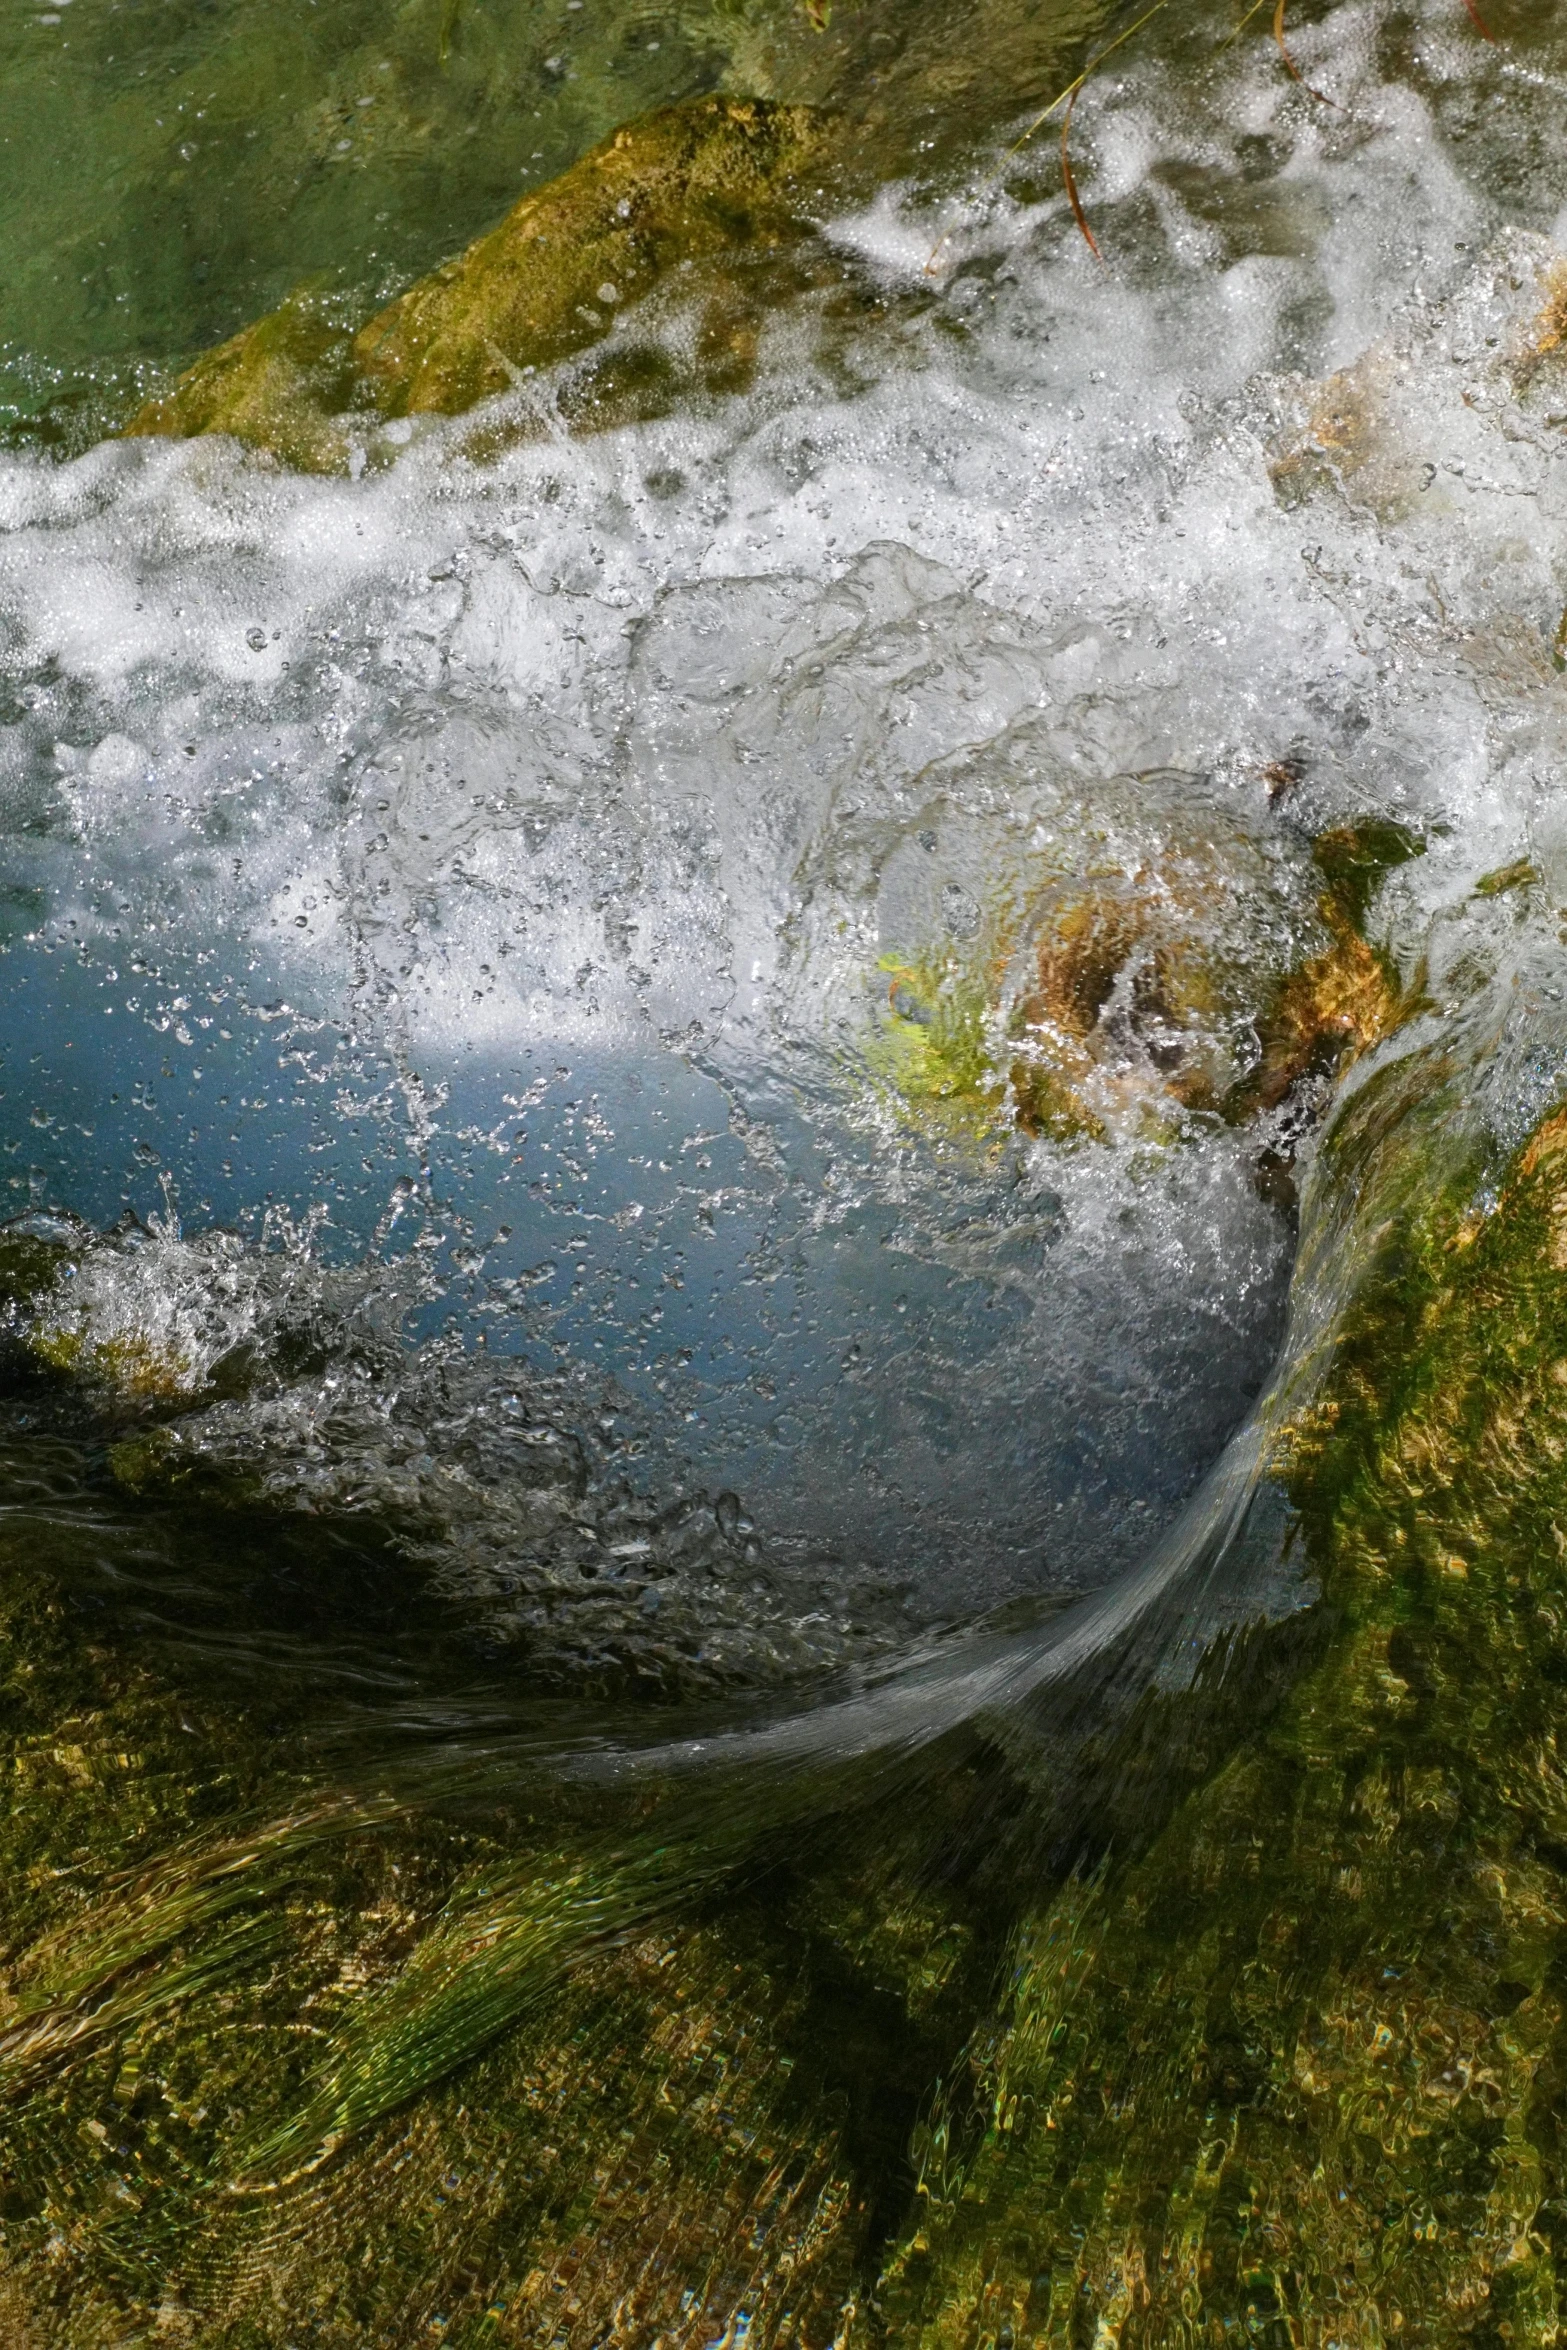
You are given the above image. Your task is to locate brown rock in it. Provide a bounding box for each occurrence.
[125,95,830,466]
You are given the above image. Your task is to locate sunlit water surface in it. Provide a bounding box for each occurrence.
[1,0,1566,1715]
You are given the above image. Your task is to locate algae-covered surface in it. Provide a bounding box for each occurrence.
[10,1018,1567,2343]
[0,0,1108,454]
[6,0,1567,2337]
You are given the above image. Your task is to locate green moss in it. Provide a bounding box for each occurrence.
[867,1084,1567,2346]
[353,95,828,417]
[0,1476,997,2341]
[1476,857,1541,900]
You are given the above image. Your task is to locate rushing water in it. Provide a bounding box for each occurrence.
[2,0,1567,2338]
[1,0,1561,1696]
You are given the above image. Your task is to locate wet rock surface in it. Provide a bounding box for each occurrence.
[126,97,837,469]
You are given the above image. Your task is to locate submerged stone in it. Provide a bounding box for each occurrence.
[125,96,831,468]
[873,787,1420,1163]
[867,1079,1567,2346]
[1271,235,1567,535]
[353,95,828,417]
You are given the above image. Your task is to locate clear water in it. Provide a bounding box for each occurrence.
[3,0,1567,1714]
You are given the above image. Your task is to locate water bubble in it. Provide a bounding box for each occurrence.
[941,883,980,939]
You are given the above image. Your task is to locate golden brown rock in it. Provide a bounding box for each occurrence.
[1007,870,1243,1140]
[1245,910,1401,1113]
[124,292,359,470]
[1239,822,1418,1116]
[881,811,1420,1156]
[354,95,828,417]
[124,96,830,466]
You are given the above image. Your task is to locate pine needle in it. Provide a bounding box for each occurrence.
[1272,0,1341,105]
[1214,0,1275,59]
[1005,0,1174,172]
[1061,87,1102,261]
[924,0,1171,274]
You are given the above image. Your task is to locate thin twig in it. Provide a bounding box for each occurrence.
[1273,0,1341,104]
[1061,87,1102,260]
[924,0,1171,273]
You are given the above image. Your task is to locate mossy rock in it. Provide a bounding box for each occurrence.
[354,92,829,417]
[124,291,365,472]
[875,811,1421,1156]
[866,1083,1567,2346]
[0,1575,983,2343]
[1232,820,1423,1120]
[125,96,832,468]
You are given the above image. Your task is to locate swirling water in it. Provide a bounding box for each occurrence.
[2,0,1567,2332]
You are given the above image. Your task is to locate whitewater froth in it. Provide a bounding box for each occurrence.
[1,0,1565,1688]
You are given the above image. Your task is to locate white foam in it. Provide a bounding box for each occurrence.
[1,0,1564,1656]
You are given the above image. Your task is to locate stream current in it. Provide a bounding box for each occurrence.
[1,0,1566,1725]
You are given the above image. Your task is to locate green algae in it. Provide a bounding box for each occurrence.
[1476,859,1542,902]
[1309,822,1423,935]
[352,95,830,418]
[869,818,1423,1158]
[119,293,370,478]
[871,946,1015,1143]
[864,1079,1567,2345]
